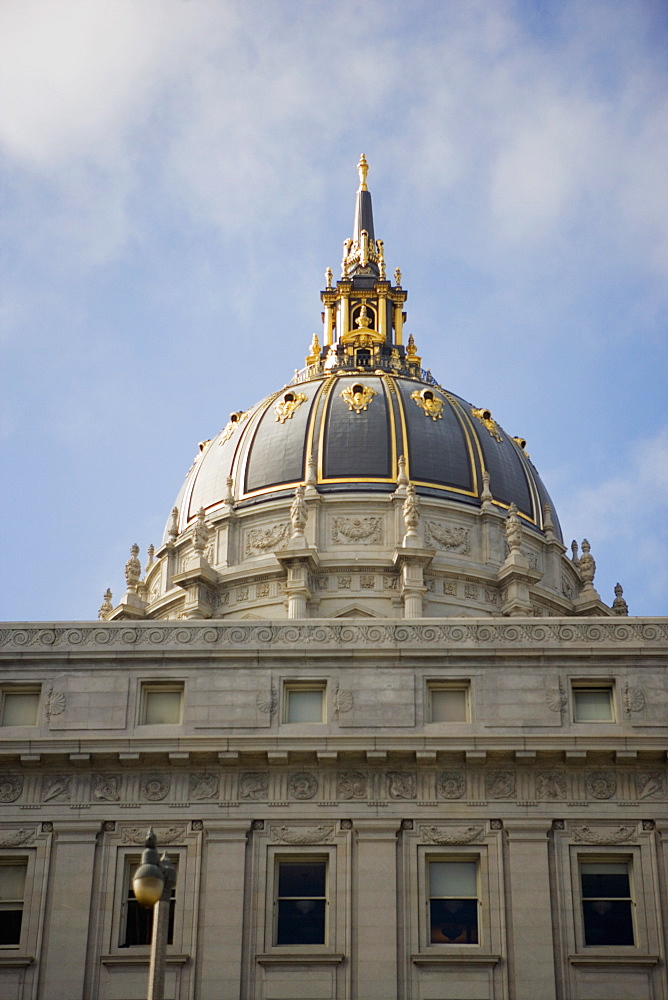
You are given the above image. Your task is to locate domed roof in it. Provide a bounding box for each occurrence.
[168,155,562,545]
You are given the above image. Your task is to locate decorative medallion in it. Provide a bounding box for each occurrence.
[437,772,466,799]
[411,388,444,420]
[337,771,368,800]
[270,825,335,845]
[340,383,377,413]
[332,516,383,545]
[189,773,219,800]
[585,772,617,800]
[274,391,308,424]
[472,407,503,442]
[485,771,516,799]
[0,775,24,803]
[141,774,171,801]
[424,522,470,553]
[92,774,121,802]
[239,772,269,800]
[388,772,417,800]
[245,523,290,556]
[288,772,319,800]
[536,772,567,800]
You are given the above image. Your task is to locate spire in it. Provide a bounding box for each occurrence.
[352,153,375,243]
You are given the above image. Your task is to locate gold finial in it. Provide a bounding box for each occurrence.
[357,153,369,191]
[325,267,333,288]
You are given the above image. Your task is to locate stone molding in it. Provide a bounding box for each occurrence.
[2,618,666,652]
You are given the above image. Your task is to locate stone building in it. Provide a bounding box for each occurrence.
[1,158,667,1000]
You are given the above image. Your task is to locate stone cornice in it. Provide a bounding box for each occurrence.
[0,618,666,656]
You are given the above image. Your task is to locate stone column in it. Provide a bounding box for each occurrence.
[197,823,249,1000]
[504,821,557,1000]
[354,821,399,1000]
[39,820,100,1000]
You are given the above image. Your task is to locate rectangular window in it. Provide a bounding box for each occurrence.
[140,684,183,725]
[580,861,634,946]
[0,862,27,947]
[121,856,177,947]
[428,683,469,723]
[573,684,614,722]
[1,687,40,727]
[275,858,327,945]
[284,684,325,724]
[429,860,479,944]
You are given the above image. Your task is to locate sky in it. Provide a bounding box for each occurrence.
[1,0,667,621]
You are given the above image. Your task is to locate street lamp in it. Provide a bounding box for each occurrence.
[133,828,177,1000]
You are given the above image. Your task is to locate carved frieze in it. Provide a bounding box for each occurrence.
[424,522,470,554]
[636,772,665,800]
[270,825,335,845]
[121,825,186,845]
[0,828,36,847]
[388,772,417,800]
[586,772,617,800]
[573,825,636,845]
[288,772,319,800]
[92,774,121,802]
[331,517,383,545]
[239,772,269,800]
[437,772,466,799]
[42,775,71,802]
[0,775,24,803]
[245,523,290,556]
[337,771,367,800]
[189,773,219,800]
[536,772,567,800]
[141,774,171,801]
[485,771,516,799]
[420,825,484,845]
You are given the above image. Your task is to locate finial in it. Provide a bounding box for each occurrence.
[325,267,333,289]
[504,503,522,553]
[224,476,235,508]
[481,470,493,511]
[578,538,596,588]
[193,507,209,555]
[394,267,402,286]
[377,239,385,279]
[290,485,307,539]
[612,582,629,616]
[145,545,155,572]
[357,153,369,191]
[125,544,141,592]
[98,588,113,619]
[571,540,579,564]
[542,503,555,540]
[168,506,179,542]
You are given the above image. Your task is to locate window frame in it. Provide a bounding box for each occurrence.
[138,682,184,726]
[0,857,28,950]
[282,682,327,725]
[425,680,470,724]
[577,854,636,949]
[0,685,41,728]
[111,846,184,954]
[264,845,336,954]
[426,855,481,946]
[273,855,329,947]
[571,681,615,723]
[119,853,178,949]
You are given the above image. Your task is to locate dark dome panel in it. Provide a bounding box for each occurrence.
[397,380,474,493]
[245,384,320,493]
[322,377,392,480]
[473,418,533,518]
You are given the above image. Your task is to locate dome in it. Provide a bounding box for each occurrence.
[107,156,616,624]
[168,370,562,543]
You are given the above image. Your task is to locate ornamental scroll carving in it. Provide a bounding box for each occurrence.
[288,773,319,800]
[0,775,24,802]
[331,517,383,545]
[337,771,368,800]
[388,772,417,800]
[189,773,219,800]
[340,383,376,413]
[239,773,269,800]
[420,825,484,845]
[274,392,307,424]
[410,389,444,420]
[121,826,186,845]
[424,522,470,554]
[245,523,290,556]
[270,825,335,845]
[437,772,466,799]
[573,825,637,845]
[0,828,36,847]
[92,774,121,802]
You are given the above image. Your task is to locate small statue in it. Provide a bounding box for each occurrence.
[579,538,596,588]
[98,588,113,620]
[406,334,418,359]
[125,544,141,592]
[403,482,420,538]
[290,485,307,539]
[505,503,522,553]
[325,267,333,289]
[612,582,629,616]
[394,267,402,286]
[193,508,209,554]
[168,507,179,542]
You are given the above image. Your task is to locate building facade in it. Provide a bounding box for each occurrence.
[1,159,667,1000]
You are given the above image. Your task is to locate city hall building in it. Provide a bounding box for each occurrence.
[1,159,667,1000]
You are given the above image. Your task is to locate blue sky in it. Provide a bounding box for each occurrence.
[1,0,667,620]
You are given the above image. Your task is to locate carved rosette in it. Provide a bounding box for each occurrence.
[437,772,466,799]
[337,771,368,800]
[585,772,617,800]
[92,774,121,802]
[0,775,24,803]
[288,772,319,800]
[141,774,171,801]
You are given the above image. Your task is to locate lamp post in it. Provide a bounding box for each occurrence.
[132,828,177,1000]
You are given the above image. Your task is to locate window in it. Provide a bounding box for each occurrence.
[0,862,27,947]
[275,858,327,945]
[573,684,614,722]
[429,860,479,944]
[580,860,634,946]
[1,687,40,727]
[427,683,469,723]
[283,684,325,724]
[121,856,177,947]
[140,684,183,725]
